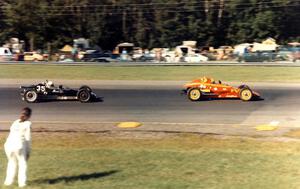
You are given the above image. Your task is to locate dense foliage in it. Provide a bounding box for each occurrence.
[0,0,299,51]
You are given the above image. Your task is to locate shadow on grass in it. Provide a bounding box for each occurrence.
[33,170,119,184]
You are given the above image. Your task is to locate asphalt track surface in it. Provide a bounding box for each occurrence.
[0,86,299,127]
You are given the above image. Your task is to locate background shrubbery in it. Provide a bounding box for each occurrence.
[0,0,299,51]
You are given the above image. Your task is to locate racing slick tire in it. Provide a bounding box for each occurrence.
[77,89,91,103]
[239,88,253,101]
[188,88,202,101]
[238,85,250,89]
[24,90,38,103]
[79,85,92,92]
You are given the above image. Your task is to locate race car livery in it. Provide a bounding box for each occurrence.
[20,80,99,103]
[182,77,261,101]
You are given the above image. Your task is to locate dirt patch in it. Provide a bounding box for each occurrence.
[284,129,300,138]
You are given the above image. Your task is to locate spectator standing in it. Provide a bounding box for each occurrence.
[71,47,78,61]
[4,107,32,188]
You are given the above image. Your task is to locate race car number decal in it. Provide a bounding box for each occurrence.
[37,86,46,92]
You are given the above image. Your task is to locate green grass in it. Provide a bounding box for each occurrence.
[0,65,300,81]
[1,133,300,189]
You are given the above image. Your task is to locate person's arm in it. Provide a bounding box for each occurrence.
[24,123,32,160]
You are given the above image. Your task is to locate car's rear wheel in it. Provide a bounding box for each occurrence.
[239,88,253,101]
[77,89,91,103]
[188,88,202,101]
[24,90,38,103]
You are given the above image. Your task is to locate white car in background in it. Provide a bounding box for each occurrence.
[0,47,13,61]
[184,54,209,63]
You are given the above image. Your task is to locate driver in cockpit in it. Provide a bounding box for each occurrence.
[45,80,55,89]
[212,80,222,84]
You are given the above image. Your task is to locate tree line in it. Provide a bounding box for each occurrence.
[0,0,299,51]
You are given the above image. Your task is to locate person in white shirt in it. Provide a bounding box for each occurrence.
[4,107,32,188]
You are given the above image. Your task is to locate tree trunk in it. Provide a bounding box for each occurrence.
[218,0,224,27]
[30,36,34,52]
[122,9,127,41]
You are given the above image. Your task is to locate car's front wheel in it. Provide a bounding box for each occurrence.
[239,88,253,101]
[24,90,38,103]
[77,89,91,103]
[188,88,202,101]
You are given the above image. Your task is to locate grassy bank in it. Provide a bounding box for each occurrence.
[0,65,300,81]
[1,133,300,189]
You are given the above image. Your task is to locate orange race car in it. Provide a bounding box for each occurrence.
[182,77,261,101]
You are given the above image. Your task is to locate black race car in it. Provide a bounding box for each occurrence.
[20,81,99,103]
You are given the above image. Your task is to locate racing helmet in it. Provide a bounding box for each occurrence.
[46,80,54,88]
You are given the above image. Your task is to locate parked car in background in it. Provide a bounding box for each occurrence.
[0,47,13,61]
[291,47,300,62]
[184,54,209,63]
[277,45,300,62]
[277,46,294,61]
[132,51,155,62]
[81,50,113,62]
[24,52,44,61]
[287,43,300,62]
[238,51,277,62]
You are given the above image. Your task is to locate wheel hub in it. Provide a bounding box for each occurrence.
[190,89,201,100]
